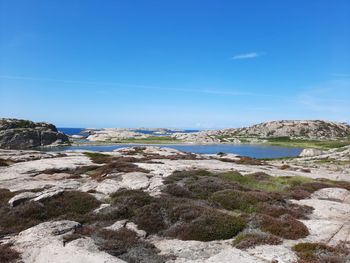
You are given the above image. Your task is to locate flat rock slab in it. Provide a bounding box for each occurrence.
[311,187,350,203]
[14,220,126,263]
[247,245,298,263]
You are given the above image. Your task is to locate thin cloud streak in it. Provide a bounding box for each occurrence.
[231,52,262,60]
[331,73,350,78]
[0,75,287,99]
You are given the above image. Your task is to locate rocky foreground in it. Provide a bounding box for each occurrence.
[0,145,349,263]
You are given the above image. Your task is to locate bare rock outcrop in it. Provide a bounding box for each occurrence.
[0,118,69,149]
[224,120,350,139]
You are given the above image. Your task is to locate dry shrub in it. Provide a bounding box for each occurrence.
[110,189,154,209]
[233,232,282,249]
[257,214,309,239]
[210,189,261,212]
[0,188,15,206]
[167,211,246,241]
[132,196,247,242]
[0,158,11,166]
[133,202,167,234]
[65,226,168,263]
[280,164,291,170]
[90,159,149,181]
[95,189,156,223]
[235,156,264,165]
[293,242,350,263]
[84,152,116,164]
[0,244,21,263]
[163,184,193,198]
[257,202,313,219]
[289,189,311,200]
[245,172,272,181]
[163,170,213,184]
[0,191,100,234]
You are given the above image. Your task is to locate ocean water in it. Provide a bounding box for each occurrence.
[58,128,86,135]
[54,128,302,158]
[58,128,199,136]
[45,143,303,159]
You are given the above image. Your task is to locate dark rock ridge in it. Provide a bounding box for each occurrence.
[0,118,69,149]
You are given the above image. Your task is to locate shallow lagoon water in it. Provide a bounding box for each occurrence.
[45,144,303,159]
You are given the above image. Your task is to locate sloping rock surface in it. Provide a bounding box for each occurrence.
[0,118,69,149]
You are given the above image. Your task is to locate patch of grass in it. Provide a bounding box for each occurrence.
[233,232,281,249]
[293,242,350,263]
[118,136,180,144]
[0,244,21,263]
[266,137,350,149]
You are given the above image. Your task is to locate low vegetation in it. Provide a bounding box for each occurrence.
[0,190,100,234]
[83,153,150,181]
[160,169,350,241]
[0,244,21,263]
[64,227,168,263]
[266,136,350,149]
[0,158,11,166]
[233,232,282,249]
[219,156,265,165]
[293,242,350,263]
[114,136,180,144]
[256,214,309,239]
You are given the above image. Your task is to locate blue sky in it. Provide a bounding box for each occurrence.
[0,0,349,128]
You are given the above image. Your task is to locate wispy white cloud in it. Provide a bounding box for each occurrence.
[231,52,262,60]
[296,79,350,120]
[0,75,285,99]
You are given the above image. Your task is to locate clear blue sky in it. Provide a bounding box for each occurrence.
[0,0,349,128]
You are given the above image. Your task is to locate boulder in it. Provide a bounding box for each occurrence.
[299,148,324,157]
[8,192,38,207]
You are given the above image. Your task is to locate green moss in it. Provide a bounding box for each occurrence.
[266,137,350,149]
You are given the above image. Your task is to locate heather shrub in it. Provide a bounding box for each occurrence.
[233,232,281,249]
[257,214,309,239]
[0,244,21,263]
